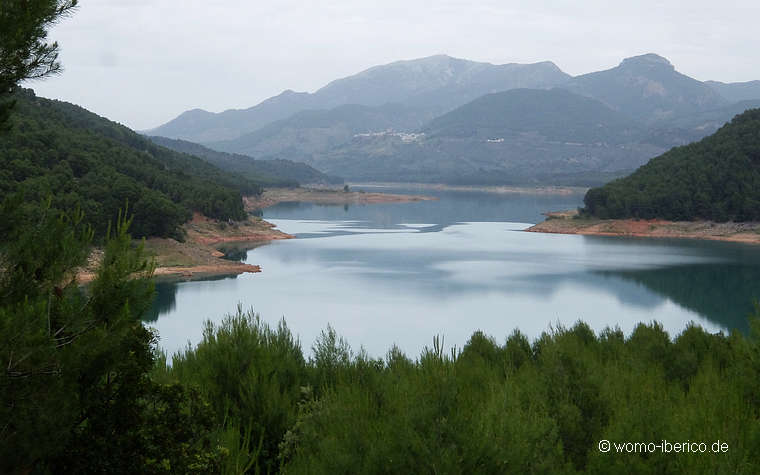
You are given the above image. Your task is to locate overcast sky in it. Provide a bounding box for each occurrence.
[27,0,760,131]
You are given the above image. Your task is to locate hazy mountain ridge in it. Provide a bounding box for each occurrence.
[423,88,644,143]
[706,80,760,103]
[301,89,664,185]
[199,77,760,186]
[147,90,314,143]
[644,99,760,147]
[147,53,760,186]
[147,55,571,142]
[314,55,570,114]
[563,54,728,124]
[150,52,760,146]
[206,102,429,159]
[147,136,341,186]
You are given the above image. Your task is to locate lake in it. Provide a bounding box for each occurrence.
[146,186,760,360]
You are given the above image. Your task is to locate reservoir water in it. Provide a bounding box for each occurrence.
[146,186,760,359]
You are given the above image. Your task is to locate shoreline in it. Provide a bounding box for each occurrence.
[527,210,760,245]
[350,182,588,195]
[244,186,437,210]
[76,214,293,283]
[77,262,263,284]
[77,186,436,282]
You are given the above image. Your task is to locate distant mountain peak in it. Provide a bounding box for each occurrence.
[563,52,728,124]
[183,108,213,116]
[705,79,760,102]
[149,55,571,142]
[264,89,309,103]
[620,53,674,69]
[417,53,456,61]
[351,54,472,78]
[531,60,564,72]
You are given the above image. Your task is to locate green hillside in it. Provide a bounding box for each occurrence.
[302,88,662,185]
[148,135,341,186]
[424,88,643,143]
[207,103,427,160]
[584,108,760,221]
[0,89,256,239]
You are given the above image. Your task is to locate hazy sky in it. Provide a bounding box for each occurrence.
[28,0,760,130]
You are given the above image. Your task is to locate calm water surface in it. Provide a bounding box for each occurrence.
[147,187,760,359]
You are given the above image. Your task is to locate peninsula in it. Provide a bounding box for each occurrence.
[77,213,293,282]
[77,186,435,282]
[531,108,760,245]
[527,210,760,245]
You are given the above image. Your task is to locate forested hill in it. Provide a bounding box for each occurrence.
[424,88,643,143]
[0,89,256,239]
[584,108,760,221]
[147,135,341,186]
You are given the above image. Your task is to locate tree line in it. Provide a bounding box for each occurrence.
[3,201,760,473]
[584,108,760,221]
[153,306,760,474]
[0,89,260,239]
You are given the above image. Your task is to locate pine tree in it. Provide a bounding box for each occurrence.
[0,0,78,127]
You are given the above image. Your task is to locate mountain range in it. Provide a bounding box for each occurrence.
[148,55,570,143]
[562,54,727,124]
[296,88,662,185]
[704,80,760,103]
[147,53,760,185]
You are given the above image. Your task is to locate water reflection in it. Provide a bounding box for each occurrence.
[215,242,271,262]
[143,281,177,323]
[264,186,587,231]
[143,275,238,323]
[598,264,760,334]
[145,189,760,358]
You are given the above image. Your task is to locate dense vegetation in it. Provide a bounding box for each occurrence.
[584,108,760,221]
[0,204,231,473]
[151,308,760,473]
[148,135,341,186]
[4,198,760,473]
[0,89,256,238]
